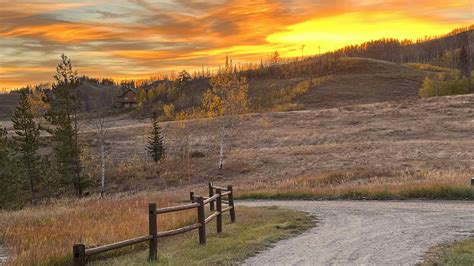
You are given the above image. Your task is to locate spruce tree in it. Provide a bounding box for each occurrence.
[0,126,20,208]
[459,45,471,79]
[147,115,165,162]
[11,92,41,201]
[45,54,84,197]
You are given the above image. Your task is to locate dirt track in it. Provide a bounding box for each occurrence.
[241,200,474,265]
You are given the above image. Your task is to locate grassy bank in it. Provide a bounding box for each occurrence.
[423,237,474,265]
[236,170,474,201]
[93,206,314,265]
[439,237,474,265]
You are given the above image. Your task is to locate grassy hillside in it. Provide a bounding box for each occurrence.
[0,57,457,120]
[69,93,474,197]
[294,57,428,109]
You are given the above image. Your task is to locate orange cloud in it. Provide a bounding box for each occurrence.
[0,0,472,90]
[0,23,121,44]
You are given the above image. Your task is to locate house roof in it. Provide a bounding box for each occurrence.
[119,87,138,97]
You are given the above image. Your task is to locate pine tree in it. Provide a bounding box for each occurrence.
[459,45,470,79]
[11,92,42,201]
[44,54,84,197]
[0,126,20,208]
[175,70,191,89]
[147,114,165,162]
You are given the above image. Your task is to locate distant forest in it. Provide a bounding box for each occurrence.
[326,25,473,68]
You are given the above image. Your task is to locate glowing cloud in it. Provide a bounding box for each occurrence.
[0,0,472,90]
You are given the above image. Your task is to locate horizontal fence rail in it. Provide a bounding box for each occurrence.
[73,183,236,266]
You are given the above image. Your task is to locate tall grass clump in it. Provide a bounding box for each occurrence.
[0,193,195,265]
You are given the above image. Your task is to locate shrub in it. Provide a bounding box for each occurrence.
[419,74,470,98]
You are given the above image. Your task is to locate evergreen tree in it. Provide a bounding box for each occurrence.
[11,92,42,201]
[459,45,470,79]
[44,54,84,197]
[175,70,191,89]
[147,114,165,162]
[0,126,20,208]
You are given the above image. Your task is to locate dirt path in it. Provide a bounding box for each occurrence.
[241,200,474,265]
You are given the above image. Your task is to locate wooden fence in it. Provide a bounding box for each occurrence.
[73,183,235,265]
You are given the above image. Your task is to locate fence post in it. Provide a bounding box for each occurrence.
[148,203,158,261]
[216,188,223,233]
[190,191,195,203]
[197,197,206,244]
[73,244,86,266]
[209,182,215,211]
[227,185,236,223]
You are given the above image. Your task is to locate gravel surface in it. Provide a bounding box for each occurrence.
[241,200,474,265]
[0,245,6,265]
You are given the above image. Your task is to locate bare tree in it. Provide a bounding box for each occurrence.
[92,112,109,196]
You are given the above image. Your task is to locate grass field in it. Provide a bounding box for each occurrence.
[0,195,313,265]
[68,93,473,198]
[423,237,474,265]
[0,193,195,265]
[236,170,474,200]
[93,206,314,265]
[438,237,474,265]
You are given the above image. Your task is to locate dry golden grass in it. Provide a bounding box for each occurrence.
[236,169,474,200]
[72,94,473,195]
[0,193,196,265]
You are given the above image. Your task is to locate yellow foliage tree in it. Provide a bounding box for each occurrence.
[201,69,249,169]
[202,71,248,117]
[26,87,49,119]
[163,103,175,120]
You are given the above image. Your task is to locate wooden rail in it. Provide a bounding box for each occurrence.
[208,182,236,222]
[73,183,236,266]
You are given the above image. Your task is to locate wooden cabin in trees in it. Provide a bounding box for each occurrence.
[117,88,138,108]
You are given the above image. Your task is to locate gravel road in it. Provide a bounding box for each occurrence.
[241,200,474,265]
[0,245,6,265]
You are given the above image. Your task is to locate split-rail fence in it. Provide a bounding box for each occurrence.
[73,182,235,265]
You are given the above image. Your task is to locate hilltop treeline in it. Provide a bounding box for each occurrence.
[326,26,473,68]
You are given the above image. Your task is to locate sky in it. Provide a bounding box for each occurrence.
[0,0,472,90]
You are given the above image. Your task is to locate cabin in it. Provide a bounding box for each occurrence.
[117,88,138,108]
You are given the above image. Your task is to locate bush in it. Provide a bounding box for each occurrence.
[419,74,470,98]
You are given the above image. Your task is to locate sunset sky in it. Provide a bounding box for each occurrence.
[0,0,472,90]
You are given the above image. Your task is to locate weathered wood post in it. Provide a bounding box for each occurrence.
[73,243,86,266]
[216,188,223,233]
[148,202,158,261]
[227,185,236,223]
[208,182,215,211]
[190,191,195,203]
[197,197,207,244]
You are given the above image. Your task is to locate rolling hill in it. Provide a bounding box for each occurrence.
[295,57,432,109]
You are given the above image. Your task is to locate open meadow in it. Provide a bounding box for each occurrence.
[66,93,474,199]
